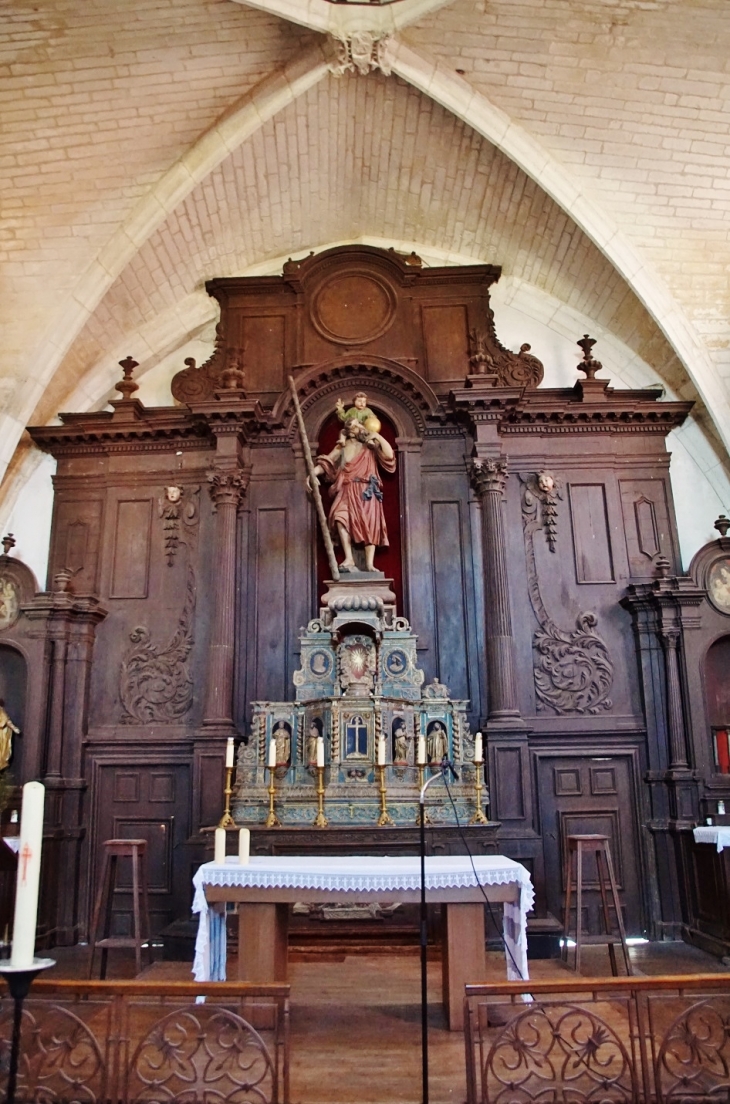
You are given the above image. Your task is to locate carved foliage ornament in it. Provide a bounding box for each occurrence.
[520,473,614,715]
[120,564,196,724]
[470,457,508,498]
[207,469,249,510]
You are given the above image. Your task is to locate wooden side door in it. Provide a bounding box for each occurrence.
[91,761,190,937]
[536,752,645,937]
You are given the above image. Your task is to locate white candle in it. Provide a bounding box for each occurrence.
[268,739,277,769]
[238,828,250,865]
[377,735,386,766]
[417,735,426,766]
[11,781,45,968]
[316,736,325,768]
[225,737,234,769]
[474,731,483,764]
[214,827,226,864]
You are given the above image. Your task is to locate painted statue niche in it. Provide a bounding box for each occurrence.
[313,404,402,607]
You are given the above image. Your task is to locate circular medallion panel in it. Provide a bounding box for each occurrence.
[708,555,730,615]
[385,649,409,677]
[312,273,396,345]
[0,577,19,632]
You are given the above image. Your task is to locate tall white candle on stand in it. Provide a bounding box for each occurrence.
[377,736,386,767]
[268,739,277,769]
[214,826,226,864]
[316,736,325,768]
[11,781,45,968]
[417,735,426,766]
[238,828,250,864]
[225,738,234,769]
[474,731,483,764]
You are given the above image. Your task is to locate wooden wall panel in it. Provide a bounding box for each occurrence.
[254,506,288,703]
[429,500,470,701]
[494,746,525,820]
[569,483,614,583]
[421,305,468,380]
[242,315,285,393]
[52,499,103,593]
[619,477,675,576]
[110,499,152,598]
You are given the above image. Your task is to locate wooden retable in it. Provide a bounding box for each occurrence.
[193,855,533,1031]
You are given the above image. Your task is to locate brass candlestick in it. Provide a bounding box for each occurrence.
[313,765,329,828]
[470,759,488,824]
[415,764,430,825]
[377,764,394,827]
[218,765,236,828]
[265,766,281,828]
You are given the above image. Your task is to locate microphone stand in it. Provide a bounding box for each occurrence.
[419,760,457,1104]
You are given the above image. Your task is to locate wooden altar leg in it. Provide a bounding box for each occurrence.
[237,903,289,982]
[442,902,485,1031]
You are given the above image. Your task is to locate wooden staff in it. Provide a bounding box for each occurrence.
[288,376,340,582]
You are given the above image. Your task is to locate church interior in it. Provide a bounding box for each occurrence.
[1,1,730,1100]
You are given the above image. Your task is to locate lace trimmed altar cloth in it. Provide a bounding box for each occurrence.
[192,854,534,984]
[693,825,730,852]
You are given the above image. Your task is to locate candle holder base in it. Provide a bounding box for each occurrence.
[217,811,236,829]
[313,810,329,828]
[264,811,281,828]
[377,810,395,827]
[469,808,489,825]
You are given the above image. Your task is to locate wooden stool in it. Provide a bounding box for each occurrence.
[561,834,632,976]
[88,839,152,978]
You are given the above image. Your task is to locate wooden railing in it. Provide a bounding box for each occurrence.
[464,973,730,1104]
[0,979,290,1103]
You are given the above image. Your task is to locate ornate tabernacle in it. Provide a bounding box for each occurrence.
[233,572,481,825]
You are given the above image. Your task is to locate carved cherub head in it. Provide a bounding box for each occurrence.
[537,471,555,495]
[165,485,182,503]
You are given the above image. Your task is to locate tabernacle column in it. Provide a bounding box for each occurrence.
[470,458,521,723]
[204,469,249,730]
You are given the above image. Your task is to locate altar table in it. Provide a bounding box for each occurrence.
[693,825,730,851]
[192,854,534,1030]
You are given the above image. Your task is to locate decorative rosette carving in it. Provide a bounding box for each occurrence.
[521,474,614,714]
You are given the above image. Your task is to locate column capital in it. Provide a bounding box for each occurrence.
[470,457,508,498]
[207,468,250,510]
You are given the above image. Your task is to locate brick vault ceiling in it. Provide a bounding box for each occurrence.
[39,70,687,423]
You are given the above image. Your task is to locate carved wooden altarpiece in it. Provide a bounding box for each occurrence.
[2,244,722,954]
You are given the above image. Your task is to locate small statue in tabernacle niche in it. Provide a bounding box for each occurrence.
[309,394,396,573]
[272,721,292,767]
[427,721,448,764]
[393,718,409,764]
[0,699,20,771]
[307,718,324,765]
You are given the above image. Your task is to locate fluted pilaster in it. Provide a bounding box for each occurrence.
[203,469,249,729]
[470,458,521,723]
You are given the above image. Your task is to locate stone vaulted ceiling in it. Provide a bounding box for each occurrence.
[2,0,730,522]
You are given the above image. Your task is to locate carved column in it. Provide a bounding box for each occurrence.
[660,629,689,770]
[470,458,521,724]
[203,469,249,731]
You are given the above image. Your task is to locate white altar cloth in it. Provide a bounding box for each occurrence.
[192,854,534,984]
[693,825,730,852]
